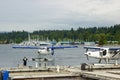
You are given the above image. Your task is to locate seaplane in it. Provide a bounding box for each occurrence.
[84,46,120,65]
[12,45,78,55]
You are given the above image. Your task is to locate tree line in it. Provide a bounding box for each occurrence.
[0,24,120,45]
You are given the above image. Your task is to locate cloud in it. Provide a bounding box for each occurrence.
[0,0,120,31]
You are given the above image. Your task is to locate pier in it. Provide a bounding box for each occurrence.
[1,64,120,80]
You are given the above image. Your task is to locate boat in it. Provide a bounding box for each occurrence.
[12,41,53,49]
[12,34,54,49]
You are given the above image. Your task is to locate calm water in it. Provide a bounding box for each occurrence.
[1,44,119,80]
[0,44,99,68]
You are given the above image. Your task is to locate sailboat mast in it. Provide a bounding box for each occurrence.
[28,33,31,42]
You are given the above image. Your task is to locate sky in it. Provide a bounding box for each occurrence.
[0,0,120,32]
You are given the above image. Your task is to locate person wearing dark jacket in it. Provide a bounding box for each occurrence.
[23,57,28,66]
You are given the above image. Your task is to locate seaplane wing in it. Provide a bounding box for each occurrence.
[84,46,120,51]
[12,45,78,49]
[109,48,120,51]
[84,46,101,50]
[48,45,78,49]
[13,45,78,55]
[12,45,41,49]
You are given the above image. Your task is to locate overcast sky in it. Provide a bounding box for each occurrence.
[0,0,120,32]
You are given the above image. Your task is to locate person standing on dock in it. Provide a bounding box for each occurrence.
[23,57,28,66]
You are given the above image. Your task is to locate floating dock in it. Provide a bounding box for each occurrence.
[1,64,120,80]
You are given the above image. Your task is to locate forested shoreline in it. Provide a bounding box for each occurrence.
[0,24,120,45]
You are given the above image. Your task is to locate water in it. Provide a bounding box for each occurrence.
[0,44,99,68]
[1,44,118,80]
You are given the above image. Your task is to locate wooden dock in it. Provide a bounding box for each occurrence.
[0,66,79,80]
[1,64,120,80]
[80,70,120,80]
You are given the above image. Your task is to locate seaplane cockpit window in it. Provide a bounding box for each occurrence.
[99,49,107,56]
[103,50,107,56]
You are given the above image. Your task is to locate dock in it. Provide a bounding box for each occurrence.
[0,66,79,80]
[1,64,120,80]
